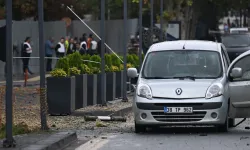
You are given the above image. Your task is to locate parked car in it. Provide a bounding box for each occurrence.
[230,27,248,34]
[128,40,250,133]
[221,33,250,61]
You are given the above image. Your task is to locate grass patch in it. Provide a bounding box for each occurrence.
[0,122,37,139]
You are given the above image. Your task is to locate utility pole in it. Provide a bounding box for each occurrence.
[3,0,15,147]
[38,0,48,130]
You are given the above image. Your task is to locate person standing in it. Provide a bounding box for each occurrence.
[67,38,75,55]
[89,37,97,55]
[65,36,69,54]
[97,40,107,55]
[45,37,54,72]
[80,37,87,55]
[87,34,93,50]
[22,37,33,75]
[55,37,66,58]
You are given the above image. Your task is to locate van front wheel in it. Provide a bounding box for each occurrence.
[135,122,146,133]
[228,118,235,128]
[217,118,229,133]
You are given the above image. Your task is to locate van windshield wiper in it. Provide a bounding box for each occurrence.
[142,77,174,79]
[173,76,196,81]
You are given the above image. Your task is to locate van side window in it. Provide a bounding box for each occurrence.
[231,55,250,81]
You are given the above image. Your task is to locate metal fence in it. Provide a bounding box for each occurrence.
[0,19,138,79]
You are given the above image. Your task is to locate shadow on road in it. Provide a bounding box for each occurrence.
[137,126,250,136]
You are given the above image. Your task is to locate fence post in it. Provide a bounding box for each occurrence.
[122,0,128,102]
[150,0,154,45]
[139,0,143,69]
[100,0,106,106]
[160,0,163,42]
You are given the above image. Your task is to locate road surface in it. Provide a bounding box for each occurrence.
[64,113,250,150]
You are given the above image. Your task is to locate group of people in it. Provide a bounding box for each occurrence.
[21,33,106,75]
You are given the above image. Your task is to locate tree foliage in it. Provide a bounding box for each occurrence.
[0,0,249,21]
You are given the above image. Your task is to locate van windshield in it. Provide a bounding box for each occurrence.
[142,50,223,79]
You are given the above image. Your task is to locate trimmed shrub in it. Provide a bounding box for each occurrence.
[55,57,69,74]
[50,69,67,77]
[68,67,81,76]
[68,52,82,68]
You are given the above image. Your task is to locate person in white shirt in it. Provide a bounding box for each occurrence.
[55,37,66,58]
[89,37,97,55]
[79,37,87,55]
[22,37,33,75]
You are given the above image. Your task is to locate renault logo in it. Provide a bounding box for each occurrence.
[175,88,182,95]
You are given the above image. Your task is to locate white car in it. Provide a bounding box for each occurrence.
[128,40,250,133]
[230,28,248,33]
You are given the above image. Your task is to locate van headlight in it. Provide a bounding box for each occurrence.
[137,84,153,100]
[205,83,224,99]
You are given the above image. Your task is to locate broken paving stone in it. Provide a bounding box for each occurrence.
[245,127,250,130]
[101,137,107,139]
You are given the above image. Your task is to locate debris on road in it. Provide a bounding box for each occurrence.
[96,119,108,127]
[85,116,127,122]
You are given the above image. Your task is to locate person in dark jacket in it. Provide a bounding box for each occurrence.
[97,40,107,55]
[0,25,6,76]
[67,38,76,55]
[22,37,33,75]
[45,37,54,71]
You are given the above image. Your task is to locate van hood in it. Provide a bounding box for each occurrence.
[140,79,219,99]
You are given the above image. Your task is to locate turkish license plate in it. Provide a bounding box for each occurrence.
[164,107,193,113]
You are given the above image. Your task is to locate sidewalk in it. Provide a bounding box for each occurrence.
[0,74,51,86]
[0,131,77,150]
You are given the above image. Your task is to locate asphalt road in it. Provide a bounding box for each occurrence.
[64,114,250,150]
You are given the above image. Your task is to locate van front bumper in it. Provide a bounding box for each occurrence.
[133,96,228,126]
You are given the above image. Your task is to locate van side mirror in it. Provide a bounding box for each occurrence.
[127,68,138,78]
[230,67,243,78]
[127,68,138,84]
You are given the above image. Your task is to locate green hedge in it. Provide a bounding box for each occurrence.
[51,52,143,77]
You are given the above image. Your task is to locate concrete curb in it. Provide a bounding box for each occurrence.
[0,81,40,87]
[22,132,77,150]
[71,106,132,117]
[110,106,132,116]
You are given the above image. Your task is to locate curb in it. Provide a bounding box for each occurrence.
[0,81,40,87]
[71,106,132,117]
[22,132,77,150]
[110,106,132,116]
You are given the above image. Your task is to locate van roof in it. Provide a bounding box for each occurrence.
[149,40,220,52]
